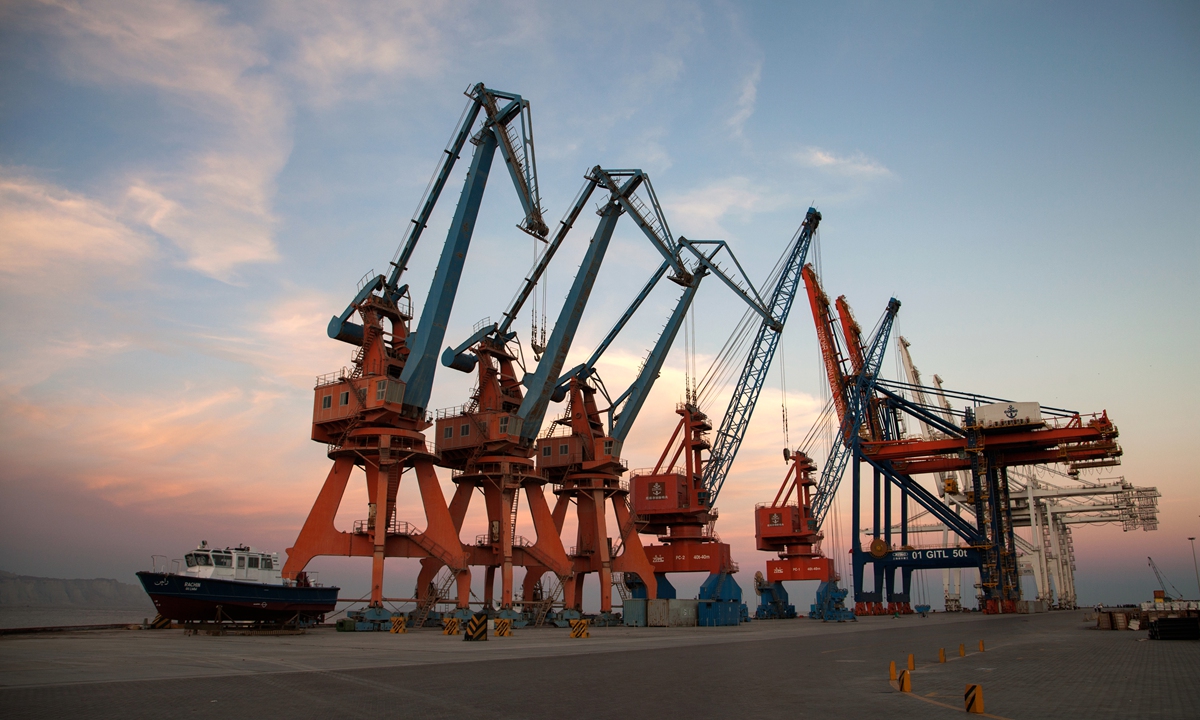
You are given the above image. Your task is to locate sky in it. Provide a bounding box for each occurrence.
[1,0,1197,610]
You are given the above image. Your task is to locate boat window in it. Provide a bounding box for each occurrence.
[193,553,212,566]
[184,554,197,568]
[262,557,274,570]
[248,556,259,569]
[237,556,246,569]
[212,553,233,568]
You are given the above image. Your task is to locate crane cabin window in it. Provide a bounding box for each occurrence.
[603,440,613,455]
[184,554,197,568]
[191,553,213,566]
[498,416,509,435]
[444,426,453,439]
[376,380,386,401]
[322,395,332,409]
[559,443,569,455]
[460,423,470,437]
[542,445,552,457]
[340,391,350,406]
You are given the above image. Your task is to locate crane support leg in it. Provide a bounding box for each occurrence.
[283,456,355,577]
[414,461,471,608]
[593,489,613,614]
[611,496,657,599]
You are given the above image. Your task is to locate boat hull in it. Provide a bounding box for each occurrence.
[136,572,339,622]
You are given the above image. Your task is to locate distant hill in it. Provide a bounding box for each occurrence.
[0,570,152,609]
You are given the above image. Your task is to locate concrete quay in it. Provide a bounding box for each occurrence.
[1,610,1196,719]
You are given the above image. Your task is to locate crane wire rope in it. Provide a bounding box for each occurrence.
[691,222,800,411]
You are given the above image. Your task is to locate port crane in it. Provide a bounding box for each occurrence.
[627,207,823,620]
[430,167,698,623]
[890,337,1157,610]
[1148,557,1183,602]
[283,83,549,623]
[782,263,1125,614]
[534,195,780,620]
[754,265,899,620]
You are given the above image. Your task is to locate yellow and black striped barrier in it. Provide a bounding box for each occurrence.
[442,617,460,635]
[494,618,512,637]
[568,618,589,638]
[463,613,488,641]
[965,684,984,713]
[390,615,406,634]
[150,614,171,629]
[897,669,911,693]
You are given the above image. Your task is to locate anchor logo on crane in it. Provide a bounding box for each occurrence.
[1004,404,1018,419]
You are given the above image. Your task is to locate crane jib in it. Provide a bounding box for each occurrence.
[703,208,821,505]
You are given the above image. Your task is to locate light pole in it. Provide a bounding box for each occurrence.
[1190,537,1200,600]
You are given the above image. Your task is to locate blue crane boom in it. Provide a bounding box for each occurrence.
[323,83,548,419]
[702,207,822,506]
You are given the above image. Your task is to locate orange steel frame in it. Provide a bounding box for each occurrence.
[283,298,473,610]
[432,340,575,611]
[629,403,735,578]
[537,377,659,613]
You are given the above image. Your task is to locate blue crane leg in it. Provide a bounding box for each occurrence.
[401,132,499,415]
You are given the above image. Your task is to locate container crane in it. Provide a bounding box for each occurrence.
[283,83,548,626]
[628,207,823,622]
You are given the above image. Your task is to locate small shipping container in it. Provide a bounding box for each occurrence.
[648,599,670,627]
[668,599,698,627]
[975,401,1042,430]
[623,599,647,627]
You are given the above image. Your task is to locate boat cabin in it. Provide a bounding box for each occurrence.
[182,541,284,585]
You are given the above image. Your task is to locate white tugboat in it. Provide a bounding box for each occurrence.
[137,541,339,624]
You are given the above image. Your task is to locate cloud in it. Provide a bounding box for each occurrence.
[727,61,762,139]
[0,173,154,278]
[33,0,288,280]
[264,0,455,105]
[796,147,893,178]
[662,176,788,238]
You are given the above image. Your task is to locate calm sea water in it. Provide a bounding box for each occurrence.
[0,605,155,629]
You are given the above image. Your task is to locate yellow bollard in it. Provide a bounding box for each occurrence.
[569,618,589,638]
[938,647,946,663]
[907,653,915,671]
[979,639,985,652]
[959,643,966,657]
[965,684,985,713]
[898,669,912,693]
[889,661,897,681]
